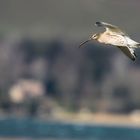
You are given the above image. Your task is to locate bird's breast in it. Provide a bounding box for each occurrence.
[98,34,126,46]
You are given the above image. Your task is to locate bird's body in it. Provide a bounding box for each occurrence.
[79,22,140,61]
[98,32,137,47]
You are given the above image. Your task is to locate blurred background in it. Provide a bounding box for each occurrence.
[0,0,140,139]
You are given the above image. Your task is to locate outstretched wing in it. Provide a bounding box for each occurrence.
[95,22,126,35]
[117,46,136,61]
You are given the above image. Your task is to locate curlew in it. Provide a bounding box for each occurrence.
[79,22,140,61]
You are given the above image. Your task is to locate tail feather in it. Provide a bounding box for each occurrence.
[136,43,140,48]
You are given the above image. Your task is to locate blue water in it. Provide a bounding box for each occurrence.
[0,118,139,140]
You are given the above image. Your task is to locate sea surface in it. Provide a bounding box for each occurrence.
[0,118,140,140]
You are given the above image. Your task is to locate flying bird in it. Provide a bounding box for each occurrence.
[79,22,140,61]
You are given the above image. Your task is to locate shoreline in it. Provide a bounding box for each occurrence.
[46,112,140,128]
[1,111,140,128]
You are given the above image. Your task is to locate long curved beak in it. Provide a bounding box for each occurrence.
[79,38,92,48]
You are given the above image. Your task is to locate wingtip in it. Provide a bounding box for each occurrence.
[95,21,102,26]
[131,52,137,61]
[95,21,105,27]
[131,55,136,61]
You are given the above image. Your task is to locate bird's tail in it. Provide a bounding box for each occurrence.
[136,43,140,48]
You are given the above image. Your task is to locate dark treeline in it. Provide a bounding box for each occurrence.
[0,36,140,117]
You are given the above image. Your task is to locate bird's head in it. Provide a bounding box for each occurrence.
[79,33,100,48]
[91,33,100,40]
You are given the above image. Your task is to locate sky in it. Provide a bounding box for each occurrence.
[0,0,139,40]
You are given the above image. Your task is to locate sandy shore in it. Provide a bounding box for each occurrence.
[48,111,140,127]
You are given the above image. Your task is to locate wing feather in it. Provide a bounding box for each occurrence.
[95,22,126,35]
[117,46,136,61]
